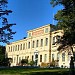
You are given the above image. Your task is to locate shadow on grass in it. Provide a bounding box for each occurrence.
[20,71,69,75]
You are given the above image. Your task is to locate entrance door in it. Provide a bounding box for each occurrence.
[35,54,38,66]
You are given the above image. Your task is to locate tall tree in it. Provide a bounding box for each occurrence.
[0,0,16,43]
[0,45,5,66]
[50,0,75,57]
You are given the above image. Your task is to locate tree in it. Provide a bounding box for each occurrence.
[21,59,28,66]
[50,0,75,58]
[50,0,75,74]
[0,45,5,66]
[0,0,16,43]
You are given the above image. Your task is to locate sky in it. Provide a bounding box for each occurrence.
[0,0,63,45]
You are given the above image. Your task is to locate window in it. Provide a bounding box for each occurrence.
[11,46,12,52]
[45,38,48,46]
[45,28,48,33]
[28,33,31,37]
[18,45,19,51]
[26,43,27,49]
[9,47,10,52]
[57,53,59,60]
[44,54,47,62]
[23,43,25,50]
[52,54,54,61]
[40,55,42,62]
[28,42,30,49]
[20,44,22,50]
[19,57,21,63]
[56,35,60,43]
[14,57,16,63]
[32,55,34,61]
[53,37,55,45]
[32,41,35,48]
[36,40,39,47]
[40,39,43,47]
[62,53,65,61]
[16,45,17,51]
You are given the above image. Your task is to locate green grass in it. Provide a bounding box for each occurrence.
[0,68,70,75]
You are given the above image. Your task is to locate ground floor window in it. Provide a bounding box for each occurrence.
[52,54,54,61]
[44,54,47,62]
[40,55,42,62]
[62,53,65,62]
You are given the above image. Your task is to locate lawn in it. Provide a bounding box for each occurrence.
[0,67,71,75]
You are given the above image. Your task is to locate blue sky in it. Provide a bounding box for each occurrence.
[0,0,63,45]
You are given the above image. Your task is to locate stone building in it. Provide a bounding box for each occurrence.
[6,24,74,67]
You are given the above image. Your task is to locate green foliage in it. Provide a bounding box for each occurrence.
[0,45,5,66]
[21,59,28,66]
[50,0,75,49]
[29,60,35,66]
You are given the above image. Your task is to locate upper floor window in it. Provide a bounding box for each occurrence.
[11,46,12,52]
[56,35,60,43]
[23,43,25,50]
[16,45,17,51]
[26,43,27,49]
[9,47,10,52]
[62,53,65,62]
[40,39,43,47]
[32,41,35,48]
[45,28,48,33]
[36,40,39,47]
[45,38,48,46]
[28,33,31,37]
[28,42,30,49]
[18,45,19,51]
[20,44,22,50]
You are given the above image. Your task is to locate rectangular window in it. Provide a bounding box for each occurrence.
[40,55,42,62]
[45,38,48,46]
[44,54,47,62]
[53,37,55,45]
[56,36,60,43]
[52,54,54,61]
[18,45,19,51]
[14,57,16,63]
[19,57,21,63]
[28,42,30,49]
[57,53,59,60]
[36,40,39,47]
[20,44,22,50]
[32,41,35,48]
[28,33,31,37]
[11,46,12,52]
[23,43,25,50]
[32,55,34,61]
[62,53,65,61]
[26,43,27,49]
[40,39,43,47]
[9,47,10,52]
[16,45,17,51]
[45,28,48,33]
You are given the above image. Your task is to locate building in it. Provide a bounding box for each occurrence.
[6,24,74,67]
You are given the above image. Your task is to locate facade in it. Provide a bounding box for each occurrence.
[6,24,74,67]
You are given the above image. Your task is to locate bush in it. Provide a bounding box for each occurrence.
[21,59,28,66]
[40,62,49,68]
[29,61,35,66]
